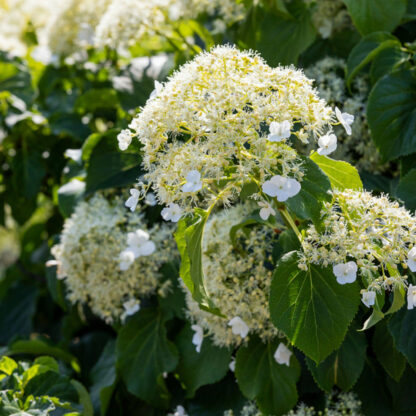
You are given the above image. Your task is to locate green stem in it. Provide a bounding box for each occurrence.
[279,205,302,242]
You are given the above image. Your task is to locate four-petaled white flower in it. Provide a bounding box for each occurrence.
[228,316,249,338]
[317,133,337,156]
[274,343,292,366]
[127,229,156,257]
[361,290,376,308]
[268,120,291,142]
[117,129,132,151]
[258,201,276,220]
[149,80,163,100]
[407,284,416,310]
[229,357,236,372]
[145,192,157,206]
[262,175,301,202]
[191,324,203,353]
[125,189,140,212]
[335,107,354,135]
[181,170,203,193]
[333,261,357,284]
[122,298,140,317]
[161,203,183,222]
[407,247,416,272]
[119,248,136,271]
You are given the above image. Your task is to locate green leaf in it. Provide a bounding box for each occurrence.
[397,168,416,211]
[310,152,363,191]
[388,307,416,370]
[270,251,360,363]
[346,32,400,87]
[0,357,17,376]
[116,308,178,407]
[71,380,94,416]
[370,45,409,84]
[174,209,221,315]
[306,325,366,392]
[82,130,142,193]
[175,324,231,398]
[373,321,406,382]
[343,0,408,35]
[75,88,119,113]
[286,157,331,225]
[367,69,416,161]
[57,179,85,218]
[235,337,300,415]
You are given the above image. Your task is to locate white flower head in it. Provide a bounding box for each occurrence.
[191,324,203,353]
[317,133,337,156]
[119,248,136,271]
[274,343,292,366]
[361,290,376,308]
[335,106,354,135]
[145,192,157,206]
[181,170,203,193]
[262,175,301,202]
[118,129,132,151]
[122,298,140,317]
[125,189,140,212]
[127,229,156,257]
[161,203,183,222]
[229,357,236,372]
[333,261,357,284]
[407,284,416,310]
[258,201,276,221]
[407,247,416,272]
[149,80,163,100]
[267,120,291,142]
[228,316,249,338]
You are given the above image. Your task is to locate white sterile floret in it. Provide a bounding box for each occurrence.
[161,203,183,222]
[335,106,354,135]
[407,284,416,310]
[258,201,276,221]
[361,290,376,308]
[125,188,140,211]
[228,317,249,338]
[118,129,132,151]
[51,193,176,323]
[145,192,157,206]
[262,175,301,202]
[267,120,291,142]
[229,357,236,372]
[191,324,204,353]
[122,298,140,317]
[274,343,292,366]
[333,261,357,285]
[183,203,281,348]
[407,247,416,272]
[317,133,337,156]
[181,170,203,193]
[127,46,334,214]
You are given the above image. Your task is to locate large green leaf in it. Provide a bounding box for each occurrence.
[306,325,366,392]
[57,179,85,218]
[373,321,406,382]
[175,324,231,398]
[388,307,416,370]
[367,69,416,161]
[270,251,360,363]
[116,308,178,407]
[370,45,409,84]
[235,337,300,415]
[310,152,362,191]
[343,0,408,35]
[396,168,416,211]
[286,157,331,225]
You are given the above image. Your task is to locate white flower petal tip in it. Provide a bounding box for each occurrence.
[228,316,249,338]
[173,405,187,416]
[262,175,301,202]
[119,248,136,271]
[117,129,132,151]
[361,291,376,308]
[45,259,59,267]
[274,343,292,366]
[407,247,416,272]
[229,358,236,372]
[407,284,416,310]
[317,133,337,156]
[258,201,276,220]
[181,170,203,193]
[149,80,163,100]
[335,107,354,135]
[122,299,140,317]
[267,120,291,142]
[191,324,204,353]
[161,203,183,222]
[333,261,357,284]
[126,229,156,258]
[125,188,140,212]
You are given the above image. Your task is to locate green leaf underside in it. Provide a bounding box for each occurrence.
[270,251,360,363]
[397,168,416,211]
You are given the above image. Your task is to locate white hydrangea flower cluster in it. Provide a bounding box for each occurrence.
[51,193,175,323]
[124,46,337,217]
[299,189,416,304]
[183,203,281,348]
[305,57,387,173]
[96,0,244,49]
